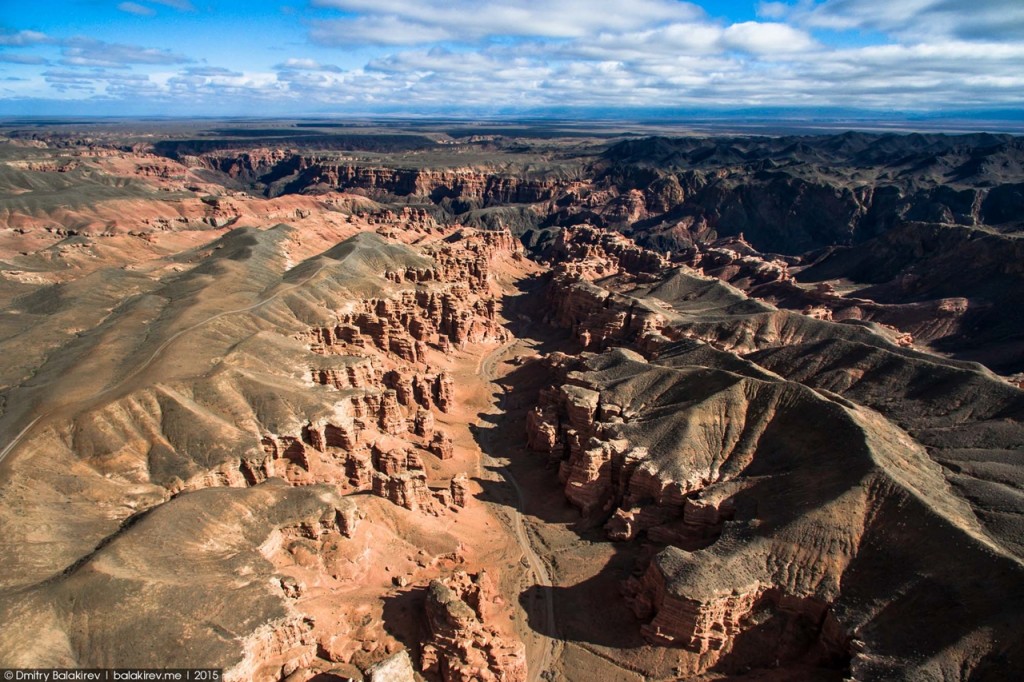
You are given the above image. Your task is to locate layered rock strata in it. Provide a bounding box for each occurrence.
[524,226,1024,679]
[421,571,528,682]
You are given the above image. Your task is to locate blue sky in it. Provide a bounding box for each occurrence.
[1,1,1022,116]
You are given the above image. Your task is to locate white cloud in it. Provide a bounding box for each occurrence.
[182,66,243,77]
[311,16,455,46]
[722,21,816,54]
[0,53,48,65]
[59,39,191,67]
[274,58,345,74]
[3,0,1023,114]
[793,0,1024,41]
[151,0,195,9]
[311,0,705,45]
[757,2,790,20]
[117,0,193,16]
[118,2,156,16]
[0,30,52,46]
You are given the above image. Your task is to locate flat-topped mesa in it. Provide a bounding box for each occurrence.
[627,561,764,653]
[624,547,851,675]
[421,571,528,682]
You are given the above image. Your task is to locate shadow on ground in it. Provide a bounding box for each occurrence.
[468,275,651,651]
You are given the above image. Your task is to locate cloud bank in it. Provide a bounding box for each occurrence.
[0,1,1021,115]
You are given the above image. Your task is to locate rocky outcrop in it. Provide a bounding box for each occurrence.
[272,229,523,521]
[413,408,434,438]
[299,231,517,373]
[429,432,454,460]
[372,471,432,512]
[434,370,455,412]
[542,276,669,351]
[625,556,849,674]
[186,151,563,207]
[523,225,1024,679]
[449,474,471,509]
[366,650,417,682]
[309,356,378,389]
[421,571,527,682]
[157,133,1024,260]
[596,133,1024,253]
[548,225,668,279]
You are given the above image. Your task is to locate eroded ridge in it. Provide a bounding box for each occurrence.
[0,216,539,681]
[516,225,1024,680]
[1,128,1023,682]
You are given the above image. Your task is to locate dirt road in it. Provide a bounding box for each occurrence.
[477,339,560,682]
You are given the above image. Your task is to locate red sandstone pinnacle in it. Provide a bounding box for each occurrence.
[434,371,455,413]
[421,571,527,682]
[413,408,435,438]
[450,473,470,508]
[429,432,455,460]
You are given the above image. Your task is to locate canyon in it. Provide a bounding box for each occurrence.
[0,119,1021,681]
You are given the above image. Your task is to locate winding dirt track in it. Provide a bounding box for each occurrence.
[477,340,559,682]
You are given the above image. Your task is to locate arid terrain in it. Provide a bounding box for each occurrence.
[0,119,1021,682]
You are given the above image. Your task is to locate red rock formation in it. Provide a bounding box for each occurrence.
[624,555,849,673]
[543,274,669,351]
[629,561,762,652]
[562,438,630,516]
[525,405,559,456]
[421,571,527,682]
[413,408,434,438]
[549,225,668,279]
[434,371,455,413]
[335,499,363,538]
[449,474,470,508]
[371,438,425,477]
[232,615,318,682]
[429,432,454,460]
[260,434,317,482]
[372,471,433,512]
[279,227,520,519]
